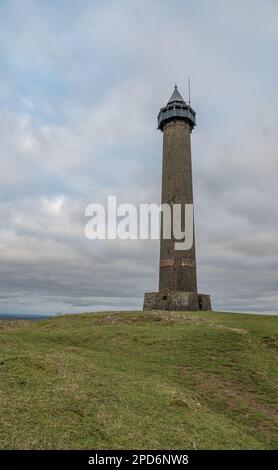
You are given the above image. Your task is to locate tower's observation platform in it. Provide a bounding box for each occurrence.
[143,85,212,312]
[158,86,196,132]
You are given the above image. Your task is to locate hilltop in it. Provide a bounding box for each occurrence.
[0,310,277,449]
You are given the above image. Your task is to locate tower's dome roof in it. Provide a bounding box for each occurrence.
[167,85,185,104]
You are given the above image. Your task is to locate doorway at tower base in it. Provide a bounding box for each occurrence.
[143,292,212,311]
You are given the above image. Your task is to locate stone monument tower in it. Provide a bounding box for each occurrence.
[143,85,212,311]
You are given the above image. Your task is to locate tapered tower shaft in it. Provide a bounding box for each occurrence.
[159,119,197,292]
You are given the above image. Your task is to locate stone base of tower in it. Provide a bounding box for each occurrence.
[143,291,212,311]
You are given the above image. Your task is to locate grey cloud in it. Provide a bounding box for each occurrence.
[0,0,277,314]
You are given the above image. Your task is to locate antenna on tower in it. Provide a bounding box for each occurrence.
[188,77,191,106]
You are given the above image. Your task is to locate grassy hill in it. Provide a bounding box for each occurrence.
[0,310,277,450]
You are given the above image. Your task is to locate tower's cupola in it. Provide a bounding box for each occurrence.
[167,85,185,104]
[157,84,196,132]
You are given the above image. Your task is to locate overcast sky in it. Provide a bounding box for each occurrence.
[0,0,277,315]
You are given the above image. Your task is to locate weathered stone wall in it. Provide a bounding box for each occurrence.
[144,292,212,311]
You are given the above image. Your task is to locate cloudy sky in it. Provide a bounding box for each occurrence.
[0,0,277,315]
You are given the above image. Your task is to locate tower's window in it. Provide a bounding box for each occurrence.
[162,295,168,300]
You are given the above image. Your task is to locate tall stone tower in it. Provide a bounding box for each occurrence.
[143,85,212,311]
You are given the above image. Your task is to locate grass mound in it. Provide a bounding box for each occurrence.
[0,310,277,449]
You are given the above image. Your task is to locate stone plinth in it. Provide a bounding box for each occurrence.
[143,291,211,311]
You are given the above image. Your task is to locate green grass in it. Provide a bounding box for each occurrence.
[0,310,277,449]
